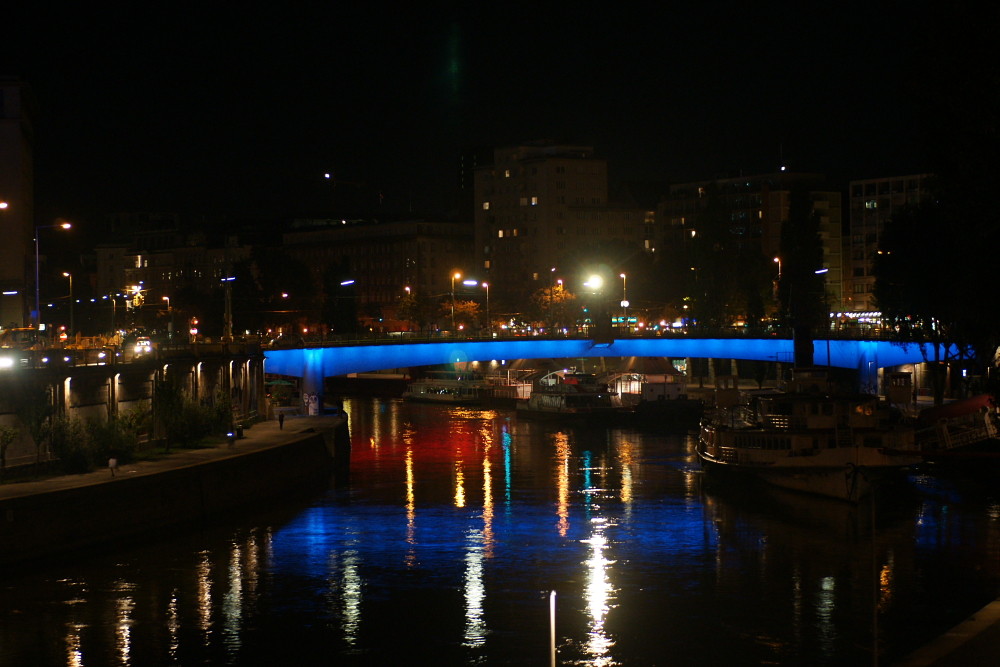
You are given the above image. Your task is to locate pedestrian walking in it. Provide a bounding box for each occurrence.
[108,457,118,477]
[278,413,285,430]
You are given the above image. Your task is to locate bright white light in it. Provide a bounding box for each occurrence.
[0,357,14,369]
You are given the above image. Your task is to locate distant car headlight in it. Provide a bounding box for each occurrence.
[0,357,13,369]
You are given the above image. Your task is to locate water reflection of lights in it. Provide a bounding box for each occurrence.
[197,550,213,633]
[878,552,895,612]
[114,580,136,665]
[555,432,571,537]
[617,438,635,508]
[583,517,616,664]
[816,576,836,655]
[455,460,466,507]
[167,591,180,660]
[405,446,417,564]
[463,534,487,647]
[66,622,84,667]
[340,551,362,645]
[223,543,243,655]
[482,440,495,557]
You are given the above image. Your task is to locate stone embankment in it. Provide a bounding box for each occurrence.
[0,414,349,567]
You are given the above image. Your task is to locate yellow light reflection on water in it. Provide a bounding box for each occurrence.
[555,432,570,537]
[482,439,495,557]
[406,446,417,562]
[455,460,466,508]
[196,550,213,633]
[65,622,84,667]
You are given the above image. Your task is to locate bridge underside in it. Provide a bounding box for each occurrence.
[265,338,954,405]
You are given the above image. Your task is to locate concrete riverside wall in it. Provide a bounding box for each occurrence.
[0,430,342,568]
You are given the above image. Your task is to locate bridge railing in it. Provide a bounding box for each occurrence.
[268,325,903,348]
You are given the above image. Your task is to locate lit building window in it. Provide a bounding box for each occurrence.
[531,196,539,206]
[498,230,504,238]
[865,200,878,209]
[482,201,490,210]
[504,169,511,178]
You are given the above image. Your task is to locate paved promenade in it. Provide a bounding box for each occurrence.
[0,412,344,502]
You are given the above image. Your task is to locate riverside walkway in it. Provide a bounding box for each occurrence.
[0,413,343,503]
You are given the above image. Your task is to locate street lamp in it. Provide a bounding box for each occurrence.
[162,296,174,339]
[62,272,73,335]
[221,276,235,341]
[34,221,71,330]
[451,272,461,331]
[619,273,628,332]
[482,282,490,334]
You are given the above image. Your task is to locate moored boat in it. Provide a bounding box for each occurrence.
[696,368,922,502]
[402,371,485,405]
[516,371,630,420]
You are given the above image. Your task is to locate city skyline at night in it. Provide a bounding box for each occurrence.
[2,3,955,230]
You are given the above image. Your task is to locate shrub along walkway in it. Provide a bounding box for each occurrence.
[0,413,345,502]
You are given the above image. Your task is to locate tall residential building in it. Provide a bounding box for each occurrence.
[473,142,652,301]
[845,173,933,312]
[282,218,473,327]
[660,171,844,313]
[0,77,34,328]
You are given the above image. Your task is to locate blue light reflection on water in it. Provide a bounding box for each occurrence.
[5,398,1000,666]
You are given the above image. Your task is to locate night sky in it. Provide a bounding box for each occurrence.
[3,3,951,231]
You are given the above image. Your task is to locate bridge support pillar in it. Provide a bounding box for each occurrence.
[302,349,326,415]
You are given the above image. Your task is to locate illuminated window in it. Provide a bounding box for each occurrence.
[482,201,490,210]
[865,200,878,209]
[504,169,511,178]
[497,230,504,238]
[531,196,538,205]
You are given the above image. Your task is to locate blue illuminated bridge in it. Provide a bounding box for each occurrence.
[263,333,957,406]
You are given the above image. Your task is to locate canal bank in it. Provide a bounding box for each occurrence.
[0,413,350,568]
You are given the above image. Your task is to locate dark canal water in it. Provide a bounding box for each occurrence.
[3,397,1000,666]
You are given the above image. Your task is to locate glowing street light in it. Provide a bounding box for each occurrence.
[35,221,72,330]
[482,282,490,334]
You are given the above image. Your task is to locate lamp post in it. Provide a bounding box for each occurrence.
[221,277,235,341]
[481,282,490,334]
[619,272,628,332]
[62,272,73,335]
[34,221,72,330]
[162,296,173,339]
[451,272,461,331]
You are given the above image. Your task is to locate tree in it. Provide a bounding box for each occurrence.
[777,188,828,362]
[0,426,17,482]
[875,4,1000,401]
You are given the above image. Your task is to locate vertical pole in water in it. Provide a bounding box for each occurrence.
[550,590,556,666]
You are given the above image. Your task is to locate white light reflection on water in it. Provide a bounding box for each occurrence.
[816,576,837,656]
[222,543,243,656]
[340,550,362,645]
[582,517,615,665]
[463,533,487,647]
[167,591,180,661]
[113,580,135,666]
